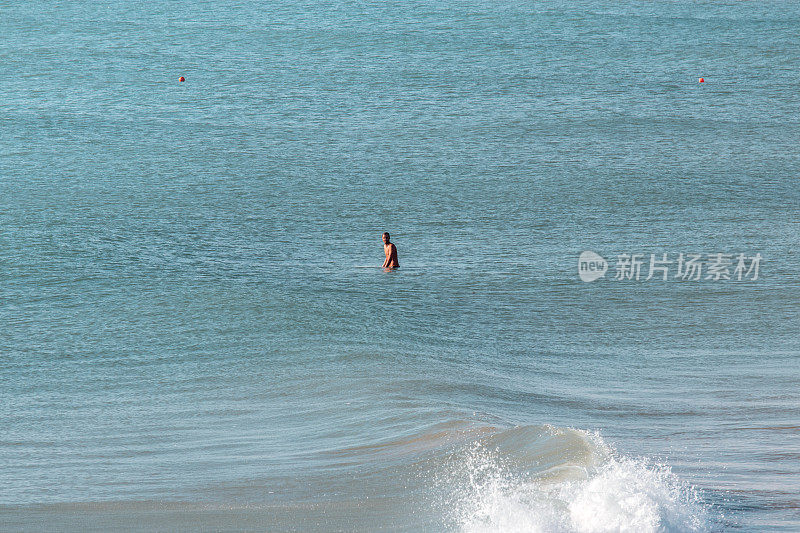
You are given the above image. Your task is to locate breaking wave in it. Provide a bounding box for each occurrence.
[430,424,711,533]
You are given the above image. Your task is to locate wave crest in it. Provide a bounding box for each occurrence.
[436,425,710,533]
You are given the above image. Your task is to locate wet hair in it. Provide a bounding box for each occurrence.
[383,232,390,239]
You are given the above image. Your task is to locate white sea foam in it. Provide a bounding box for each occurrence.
[444,428,710,533]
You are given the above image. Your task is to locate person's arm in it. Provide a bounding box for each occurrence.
[382,246,390,267]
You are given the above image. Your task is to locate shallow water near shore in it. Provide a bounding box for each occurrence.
[2,0,799,531]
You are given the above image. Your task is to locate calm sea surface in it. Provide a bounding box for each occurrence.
[1,1,799,531]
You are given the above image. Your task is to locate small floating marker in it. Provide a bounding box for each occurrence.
[698,77,704,83]
[178,76,185,82]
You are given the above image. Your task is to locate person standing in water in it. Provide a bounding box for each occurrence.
[382,232,399,269]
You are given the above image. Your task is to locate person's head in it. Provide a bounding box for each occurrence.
[382,232,390,244]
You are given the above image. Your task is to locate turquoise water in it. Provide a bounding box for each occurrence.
[2,1,799,531]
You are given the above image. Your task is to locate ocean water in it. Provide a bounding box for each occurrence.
[1,1,799,531]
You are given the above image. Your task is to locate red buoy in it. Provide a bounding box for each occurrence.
[178,76,185,82]
[698,77,704,83]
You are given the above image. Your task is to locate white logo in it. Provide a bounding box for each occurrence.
[577,251,762,282]
[578,251,608,282]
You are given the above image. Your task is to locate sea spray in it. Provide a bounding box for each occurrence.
[438,426,711,533]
